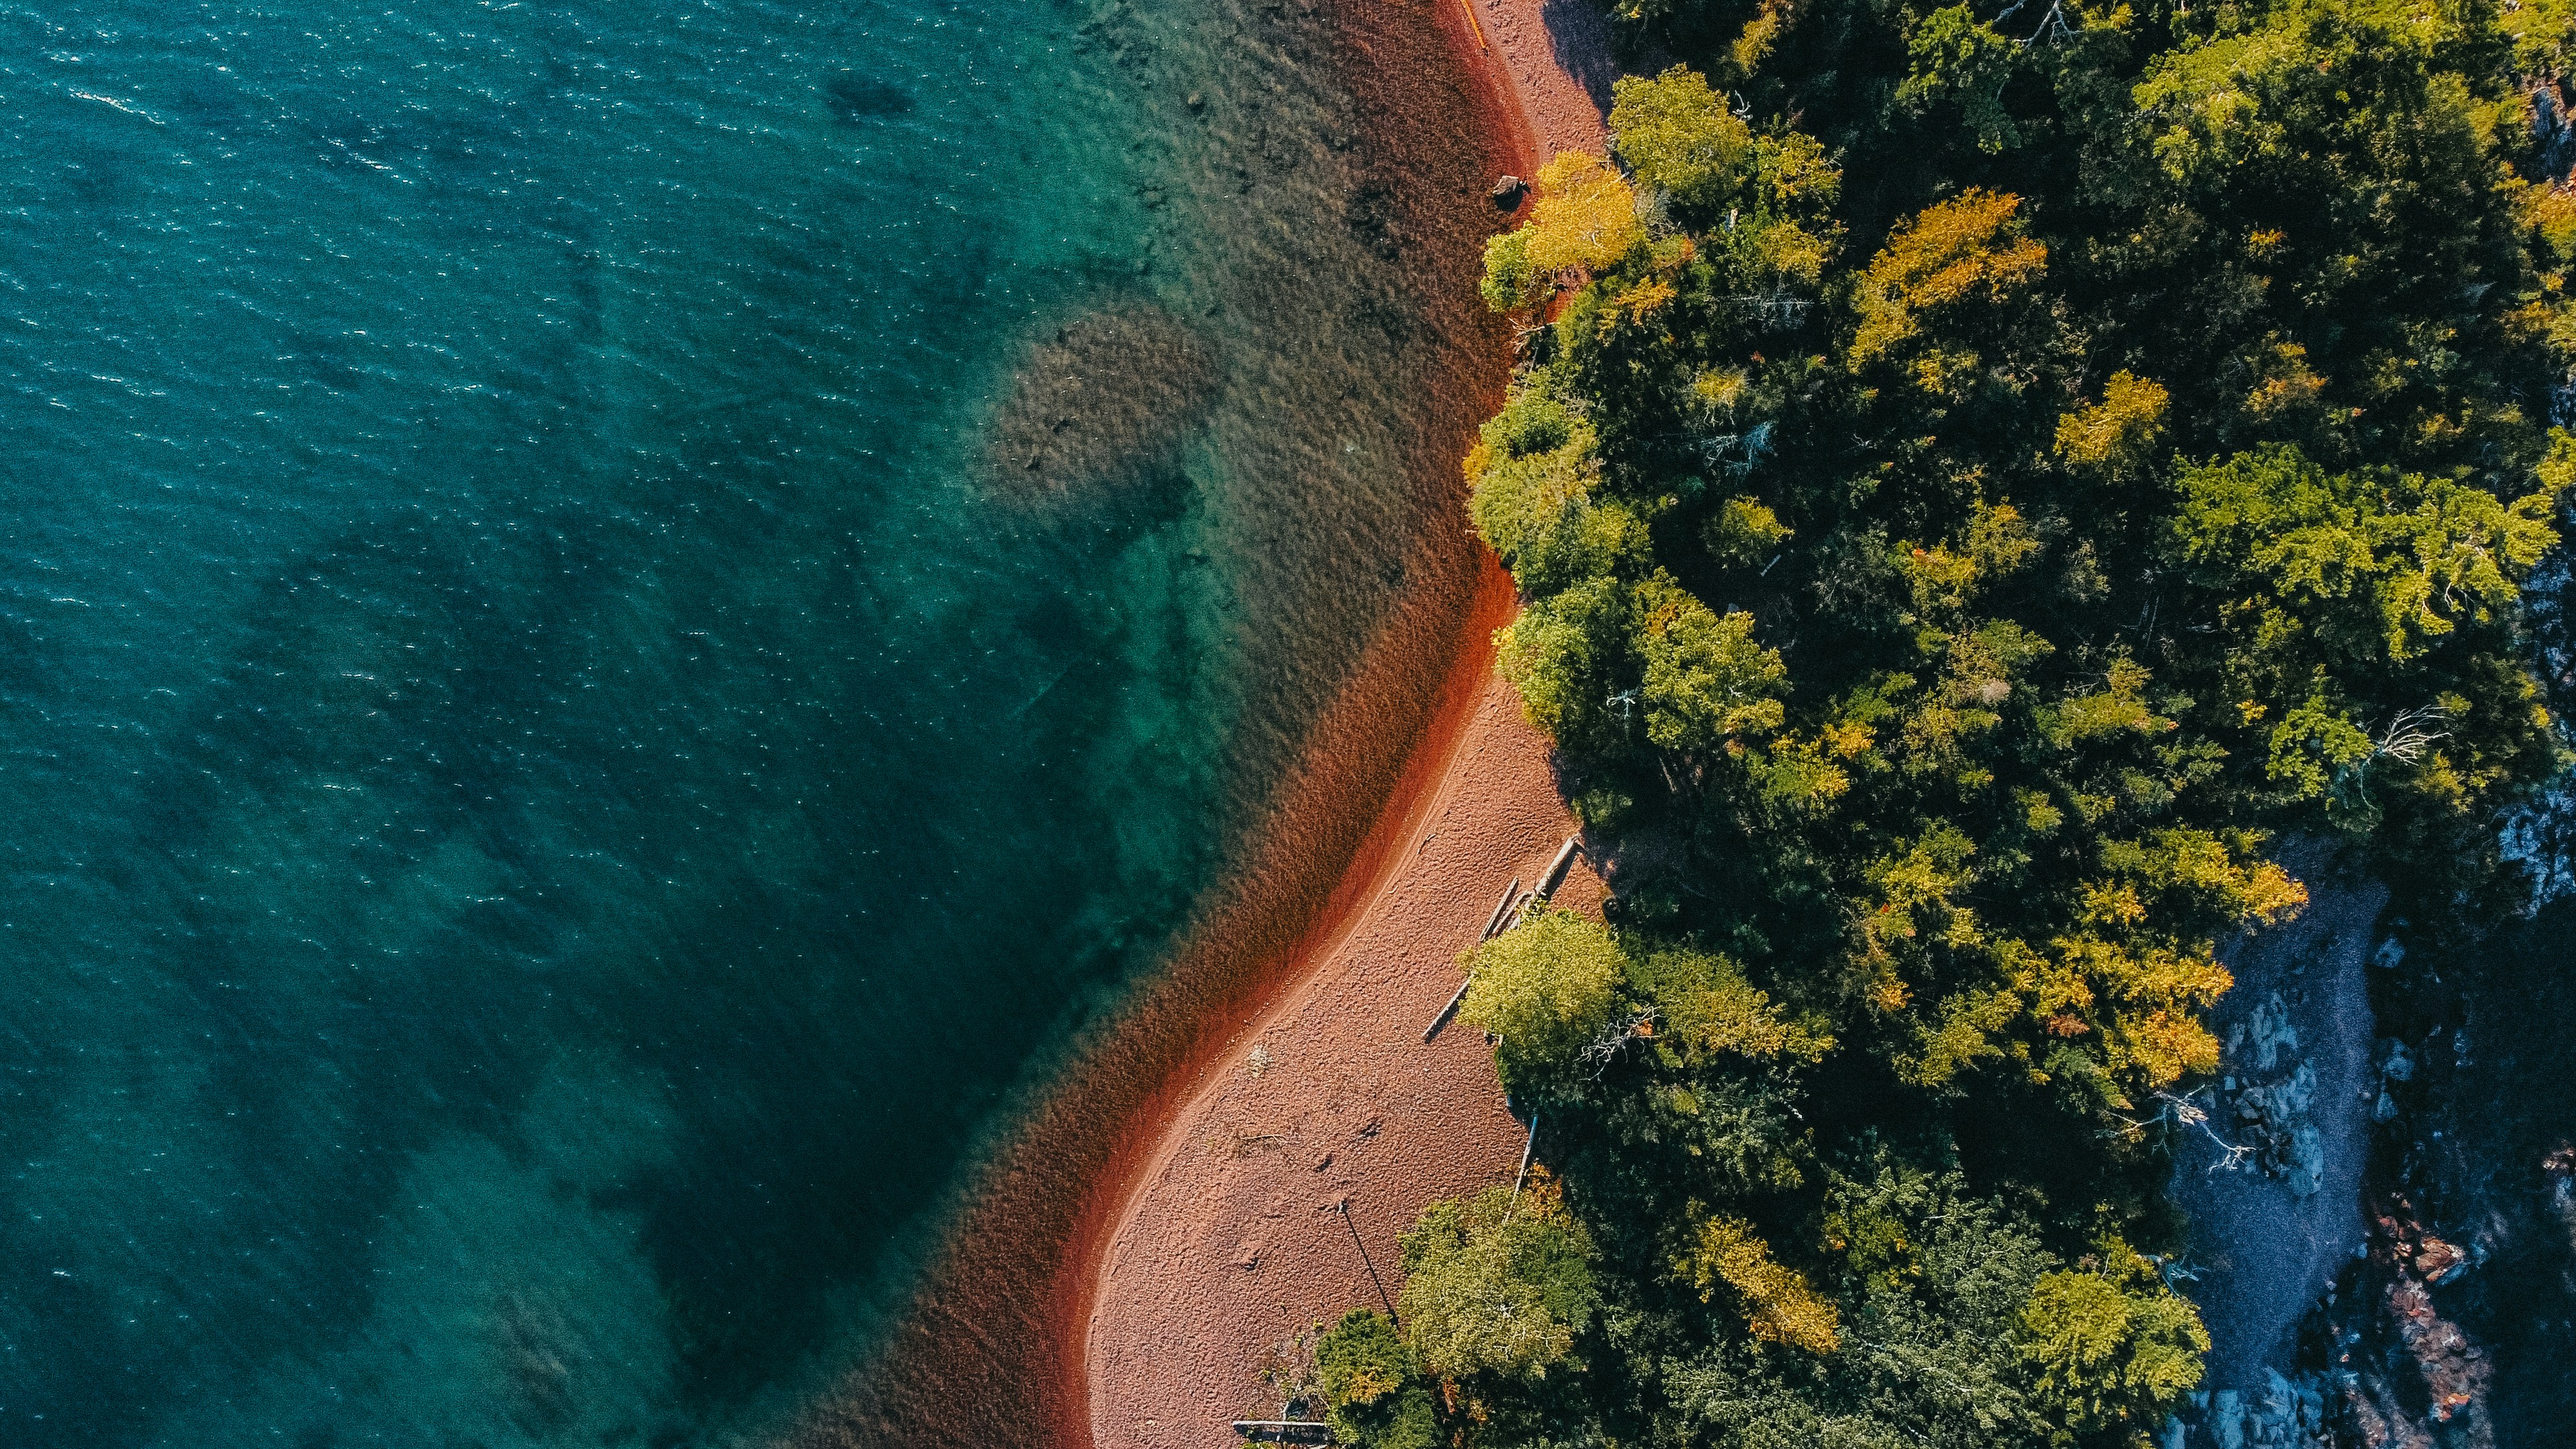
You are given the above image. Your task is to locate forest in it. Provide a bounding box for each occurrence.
[1309,0,2576,1443]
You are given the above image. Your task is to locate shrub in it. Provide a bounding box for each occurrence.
[1314,1309,1439,1449]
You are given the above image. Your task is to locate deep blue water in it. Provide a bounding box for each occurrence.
[0,1,1468,1442]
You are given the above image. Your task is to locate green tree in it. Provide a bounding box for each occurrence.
[1397,1172,1601,1382]
[1674,1209,1842,1352]
[1633,573,1788,753]
[1460,906,1626,1086]
[1610,66,1752,218]
[1897,5,2025,153]
[1482,151,1645,313]
[2020,1239,2210,1433]
[1314,1309,1439,1449]
[1848,189,2049,394]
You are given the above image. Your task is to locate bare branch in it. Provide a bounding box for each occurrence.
[2372,703,2451,764]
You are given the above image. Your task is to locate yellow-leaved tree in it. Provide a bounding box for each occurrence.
[1481,151,1642,311]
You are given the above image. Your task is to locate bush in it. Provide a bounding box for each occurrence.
[1459,907,1625,1087]
[2019,1238,2210,1432]
[1313,1309,1439,1449]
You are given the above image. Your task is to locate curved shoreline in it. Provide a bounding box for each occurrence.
[1083,654,1607,1448]
[780,1,1604,1443]
[1077,3,1615,1445]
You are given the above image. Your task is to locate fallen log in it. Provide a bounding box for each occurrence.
[1423,971,1477,1043]
[1536,834,1582,897]
[1479,877,1522,941]
[1229,1421,1333,1444]
[1512,1112,1540,1202]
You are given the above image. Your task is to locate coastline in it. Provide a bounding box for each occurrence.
[776,0,1606,1443]
[1078,1,1616,1444]
[1082,656,1605,1447]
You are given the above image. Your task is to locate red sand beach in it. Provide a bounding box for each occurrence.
[779,0,1613,1444]
[1079,3,1615,1444]
[1084,669,1605,1446]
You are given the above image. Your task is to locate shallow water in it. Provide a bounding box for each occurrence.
[0,0,1496,1442]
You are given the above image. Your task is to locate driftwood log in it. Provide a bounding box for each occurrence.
[1229,1422,1333,1444]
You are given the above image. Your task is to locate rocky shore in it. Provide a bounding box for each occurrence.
[2165,841,2383,1448]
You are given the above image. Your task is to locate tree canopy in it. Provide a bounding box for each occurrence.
[1341,0,2576,1441]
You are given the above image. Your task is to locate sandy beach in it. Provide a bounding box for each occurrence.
[1083,671,1604,1446]
[1078,2,1615,1444]
[1462,0,1615,164]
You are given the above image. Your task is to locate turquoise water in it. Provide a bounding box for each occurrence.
[0,1,1485,1442]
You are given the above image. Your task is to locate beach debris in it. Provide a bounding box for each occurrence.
[1510,1113,1540,1204]
[1537,834,1582,898]
[1229,1414,1332,1445]
[2111,1086,2257,1174]
[1247,1042,1275,1077]
[1423,974,1477,1043]
[1459,0,1491,53]
[1427,877,1529,1041]
[1578,1010,1656,1075]
[1491,174,1524,206]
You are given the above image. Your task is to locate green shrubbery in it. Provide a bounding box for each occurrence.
[1398,1173,1600,1382]
[1314,1309,1439,1448]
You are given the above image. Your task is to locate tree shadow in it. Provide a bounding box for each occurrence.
[1539,0,1625,121]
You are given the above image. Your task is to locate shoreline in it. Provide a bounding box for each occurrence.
[777,0,1594,1441]
[1081,652,1605,1447]
[1077,1,1615,1444]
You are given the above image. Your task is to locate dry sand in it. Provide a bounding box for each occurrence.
[1460,0,1615,164]
[1084,676,1604,1446]
[1079,5,1616,1446]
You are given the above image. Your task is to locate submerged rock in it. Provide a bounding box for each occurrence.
[981,301,1220,497]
